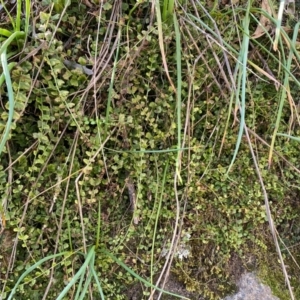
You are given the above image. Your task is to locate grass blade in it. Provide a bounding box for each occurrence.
[101,249,190,299]
[226,3,251,174]
[174,13,183,182]
[0,51,15,156]
[91,265,105,300]
[24,0,31,37]
[16,0,22,32]
[0,31,24,55]
[56,247,95,300]
[268,21,300,166]
[273,0,285,51]
[155,0,176,92]
[162,0,175,22]
[7,252,69,300]
[0,29,12,37]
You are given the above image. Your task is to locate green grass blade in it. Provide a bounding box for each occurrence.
[24,0,31,37]
[0,31,25,55]
[78,267,93,300]
[0,62,16,86]
[268,22,300,165]
[91,264,105,300]
[0,51,15,156]
[7,252,69,300]
[226,2,251,174]
[101,249,190,299]
[155,0,176,91]
[174,13,183,182]
[56,247,95,300]
[162,0,175,22]
[16,0,22,32]
[187,9,300,78]
[74,267,86,300]
[277,133,300,141]
[0,29,12,37]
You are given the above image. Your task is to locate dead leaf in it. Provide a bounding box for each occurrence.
[252,0,273,39]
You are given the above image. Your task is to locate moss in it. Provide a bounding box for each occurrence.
[258,261,293,300]
[256,238,300,300]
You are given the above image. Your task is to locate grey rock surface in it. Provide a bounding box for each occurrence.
[223,272,279,300]
[125,271,280,299]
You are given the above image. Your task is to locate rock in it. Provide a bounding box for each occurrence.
[223,272,279,300]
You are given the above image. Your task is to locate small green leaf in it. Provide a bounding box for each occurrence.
[40,12,50,24]
[103,2,112,10]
